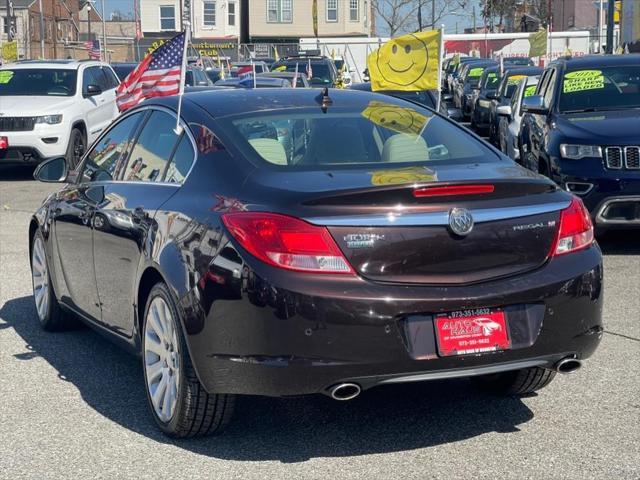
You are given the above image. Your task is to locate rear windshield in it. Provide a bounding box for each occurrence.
[559,65,640,113]
[218,100,497,170]
[0,69,77,96]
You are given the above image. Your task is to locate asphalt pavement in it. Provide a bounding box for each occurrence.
[1,165,639,480]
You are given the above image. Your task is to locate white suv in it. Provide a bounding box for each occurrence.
[0,60,120,168]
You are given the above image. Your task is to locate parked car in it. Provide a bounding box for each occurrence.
[488,66,542,145]
[30,88,602,437]
[185,66,214,87]
[258,71,310,88]
[519,54,640,228]
[454,60,497,119]
[0,59,120,168]
[111,62,137,81]
[349,82,462,120]
[214,77,291,88]
[470,66,501,133]
[447,57,483,94]
[503,57,535,67]
[271,52,338,87]
[497,75,539,159]
[232,61,270,75]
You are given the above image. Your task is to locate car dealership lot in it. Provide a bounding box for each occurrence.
[0,167,638,479]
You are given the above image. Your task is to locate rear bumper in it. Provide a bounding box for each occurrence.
[182,244,603,397]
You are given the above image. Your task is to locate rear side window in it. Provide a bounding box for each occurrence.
[164,135,195,183]
[123,111,180,182]
[81,112,144,183]
[220,101,496,170]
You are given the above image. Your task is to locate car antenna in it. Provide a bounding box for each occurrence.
[316,87,333,113]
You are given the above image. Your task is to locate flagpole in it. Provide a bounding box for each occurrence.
[175,26,190,134]
[437,25,445,113]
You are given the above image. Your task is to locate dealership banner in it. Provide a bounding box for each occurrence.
[139,35,238,61]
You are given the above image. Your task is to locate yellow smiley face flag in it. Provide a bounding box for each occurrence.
[367,29,442,92]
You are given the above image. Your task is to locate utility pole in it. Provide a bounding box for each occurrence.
[87,2,92,40]
[418,2,423,31]
[101,0,107,61]
[473,5,476,31]
[38,0,44,58]
[606,0,615,53]
[431,0,435,29]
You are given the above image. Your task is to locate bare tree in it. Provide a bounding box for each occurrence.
[372,0,419,36]
[373,0,468,36]
[481,0,518,31]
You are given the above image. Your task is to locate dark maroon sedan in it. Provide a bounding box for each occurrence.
[30,88,602,437]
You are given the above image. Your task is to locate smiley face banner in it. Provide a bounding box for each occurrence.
[367,29,442,92]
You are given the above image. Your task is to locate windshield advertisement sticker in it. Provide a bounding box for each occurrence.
[563,70,604,93]
[507,74,527,85]
[468,67,484,77]
[524,85,537,97]
[0,71,14,84]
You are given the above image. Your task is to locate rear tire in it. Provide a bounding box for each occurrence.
[31,229,71,331]
[142,283,235,437]
[472,367,557,396]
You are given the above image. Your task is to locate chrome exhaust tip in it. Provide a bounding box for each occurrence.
[329,383,361,401]
[555,357,582,374]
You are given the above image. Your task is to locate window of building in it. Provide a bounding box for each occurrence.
[228,1,236,26]
[159,5,176,31]
[164,135,195,184]
[267,0,292,23]
[327,0,338,22]
[349,0,359,21]
[203,1,216,27]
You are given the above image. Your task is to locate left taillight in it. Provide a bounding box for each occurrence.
[551,197,594,256]
[221,212,354,274]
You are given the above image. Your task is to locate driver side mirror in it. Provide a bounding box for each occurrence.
[84,84,102,97]
[497,105,512,117]
[442,93,453,102]
[34,156,68,183]
[486,91,499,100]
[521,95,548,115]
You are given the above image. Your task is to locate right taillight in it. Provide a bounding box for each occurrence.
[552,197,594,256]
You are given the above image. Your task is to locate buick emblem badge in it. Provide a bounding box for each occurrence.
[448,208,474,236]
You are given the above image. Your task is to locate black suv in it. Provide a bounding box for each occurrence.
[271,51,338,87]
[519,54,640,229]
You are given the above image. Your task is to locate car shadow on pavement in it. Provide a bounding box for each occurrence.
[0,295,534,463]
[0,165,36,181]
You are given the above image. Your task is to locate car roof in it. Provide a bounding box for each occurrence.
[503,66,543,75]
[156,88,421,119]
[3,59,105,70]
[556,53,640,69]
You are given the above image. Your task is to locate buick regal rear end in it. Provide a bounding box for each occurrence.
[187,89,603,405]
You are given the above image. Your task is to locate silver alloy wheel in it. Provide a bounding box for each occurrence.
[31,235,50,321]
[144,297,181,423]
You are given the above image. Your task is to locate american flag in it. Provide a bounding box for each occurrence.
[84,39,101,60]
[116,32,185,112]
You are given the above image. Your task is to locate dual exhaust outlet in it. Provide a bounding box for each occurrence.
[325,357,582,401]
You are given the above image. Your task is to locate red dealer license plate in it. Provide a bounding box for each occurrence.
[435,309,511,357]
